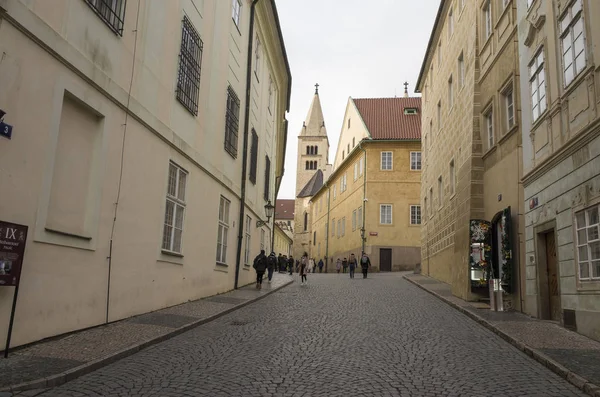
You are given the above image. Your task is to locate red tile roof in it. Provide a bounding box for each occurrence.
[275,199,295,220]
[353,97,422,140]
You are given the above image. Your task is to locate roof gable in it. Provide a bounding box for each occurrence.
[297,170,324,198]
[352,97,422,140]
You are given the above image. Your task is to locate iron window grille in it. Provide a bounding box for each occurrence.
[176,16,203,116]
[225,86,240,158]
[85,0,126,36]
[249,129,259,184]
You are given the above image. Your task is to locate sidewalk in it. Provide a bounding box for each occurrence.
[404,273,600,397]
[0,273,293,395]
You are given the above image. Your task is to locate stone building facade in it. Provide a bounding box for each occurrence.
[416,0,525,310]
[0,0,290,347]
[516,0,600,341]
[310,96,422,272]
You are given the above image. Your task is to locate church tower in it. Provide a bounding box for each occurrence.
[293,84,330,260]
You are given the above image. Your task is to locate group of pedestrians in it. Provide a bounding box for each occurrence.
[336,252,371,278]
[252,250,295,289]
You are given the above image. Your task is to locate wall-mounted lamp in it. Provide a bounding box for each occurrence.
[256,200,275,227]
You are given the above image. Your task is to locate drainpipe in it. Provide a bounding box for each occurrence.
[234,0,260,290]
[271,175,281,252]
[325,183,331,272]
[360,142,367,254]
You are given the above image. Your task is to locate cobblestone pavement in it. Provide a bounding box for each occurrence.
[33,274,585,397]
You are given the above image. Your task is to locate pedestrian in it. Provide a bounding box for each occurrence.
[300,252,308,284]
[267,251,277,283]
[342,257,348,274]
[360,251,371,279]
[336,258,342,274]
[295,259,299,273]
[288,255,294,275]
[318,259,324,273]
[348,253,357,279]
[278,253,285,273]
[253,250,268,289]
[308,258,315,273]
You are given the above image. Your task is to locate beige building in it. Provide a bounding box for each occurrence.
[0,0,290,348]
[416,0,525,310]
[273,223,292,257]
[516,0,600,341]
[293,86,332,260]
[310,96,422,272]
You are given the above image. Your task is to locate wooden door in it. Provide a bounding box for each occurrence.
[380,249,392,272]
[545,232,561,321]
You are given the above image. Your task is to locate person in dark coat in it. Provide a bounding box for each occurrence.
[253,250,268,289]
[278,253,285,272]
[360,251,372,279]
[267,252,277,283]
[318,259,324,273]
[299,252,308,284]
[342,257,348,273]
[348,253,358,279]
[288,256,294,275]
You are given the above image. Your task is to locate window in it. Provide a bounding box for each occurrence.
[483,0,492,40]
[504,85,515,131]
[264,156,271,201]
[575,204,600,280]
[527,0,534,8]
[380,204,392,225]
[340,174,347,193]
[347,143,350,155]
[342,150,345,160]
[448,8,454,37]
[353,137,356,147]
[530,49,547,122]
[438,176,443,208]
[85,0,125,35]
[162,162,187,253]
[348,118,351,129]
[411,152,422,170]
[458,52,465,88]
[448,75,454,109]
[249,129,258,184]
[381,151,393,170]
[260,228,265,251]
[216,196,230,264]
[503,0,510,8]
[430,120,434,146]
[244,215,251,266]
[424,197,428,220]
[333,185,337,200]
[313,231,316,245]
[404,108,418,115]
[560,0,585,86]
[359,157,364,176]
[232,0,242,27]
[268,75,273,113]
[354,162,358,181]
[315,146,318,155]
[352,209,357,231]
[437,42,442,66]
[460,0,465,11]
[342,217,346,237]
[358,207,363,228]
[429,187,434,217]
[437,101,442,130]
[176,16,203,116]
[331,218,335,237]
[303,212,308,231]
[410,206,421,225]
[337,219,341,238]
[449,159,456,196]
[254,36,262,79]
[225,86,240,158]
[485,108,494,149]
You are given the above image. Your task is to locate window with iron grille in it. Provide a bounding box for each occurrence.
[176,16,203,116]
[85,0,126,35]
[249,129,258,184]
[225,86,240,158]
[264,155,271,201]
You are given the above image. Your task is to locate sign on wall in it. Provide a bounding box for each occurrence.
[0,221,28,287]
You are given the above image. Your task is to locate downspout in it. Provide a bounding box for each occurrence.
[234,0,260,290]
[325,183,331,272]
[271,175,281,252]
[360,142,367,254]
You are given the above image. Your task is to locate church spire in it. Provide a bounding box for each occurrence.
[300,85,327,137]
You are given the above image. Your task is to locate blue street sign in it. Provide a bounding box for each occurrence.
[0,122,12,139]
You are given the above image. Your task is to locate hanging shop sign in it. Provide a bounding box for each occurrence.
[0,221,27,287]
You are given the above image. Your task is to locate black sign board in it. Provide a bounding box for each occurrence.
[0,221,27,286]
[0,122,12,140]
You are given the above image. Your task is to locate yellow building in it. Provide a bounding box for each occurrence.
[310,96,422,272]
[273,223,292,257]
[415,0,525,311]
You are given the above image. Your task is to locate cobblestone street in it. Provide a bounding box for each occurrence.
[36,274,585,397]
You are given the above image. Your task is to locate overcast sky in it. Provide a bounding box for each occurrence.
[275,0,439,199]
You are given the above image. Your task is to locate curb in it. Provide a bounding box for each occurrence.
[4,279,294,394]
[403,275,600,397]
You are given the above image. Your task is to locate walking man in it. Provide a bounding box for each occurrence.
[288,255,294,275]
[300,252,308,284]
[253,250,268,289]
[318,258,324,273]
[267,251,277,283]
[342,257,348,274]
[348,253,357,279]
[360,251,371,279]
[336,258,342,274]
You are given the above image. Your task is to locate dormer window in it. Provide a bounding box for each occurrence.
[404,108,418,115]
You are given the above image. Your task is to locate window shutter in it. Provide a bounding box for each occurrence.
[264,155,271,201]
[249,130,258,184]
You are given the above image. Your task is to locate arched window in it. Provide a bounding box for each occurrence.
[306,146,310,155]
[314,161,317,169]
[315,146,318,155]
[304,212,308,231]
[305,161,309,170]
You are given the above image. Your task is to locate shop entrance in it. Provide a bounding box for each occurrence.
[538,230,561,321]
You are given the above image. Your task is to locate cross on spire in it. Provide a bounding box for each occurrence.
[315,83,319,95]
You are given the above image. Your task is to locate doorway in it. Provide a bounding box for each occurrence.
[537,229,561,321]
[380,248,392,272]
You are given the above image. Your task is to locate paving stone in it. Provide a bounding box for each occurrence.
[36,274,586,396]
[127,313,196,329]
[0,356,82,389]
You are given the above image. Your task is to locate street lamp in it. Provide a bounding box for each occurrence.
[256,200,275,227]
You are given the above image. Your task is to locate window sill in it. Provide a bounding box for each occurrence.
[481,33,493,53]
[157,258,183,266]
[577,279,600,292]
[232,19,242,35]
[380,169,393,172]
[254,71,260,83]
[45,227,92,241]
[449,192,456,201]
[161,250,184,258]
[498,124,519,145]
[482,144,498,160]
[530,108,549,134]
[561,65,593,99]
